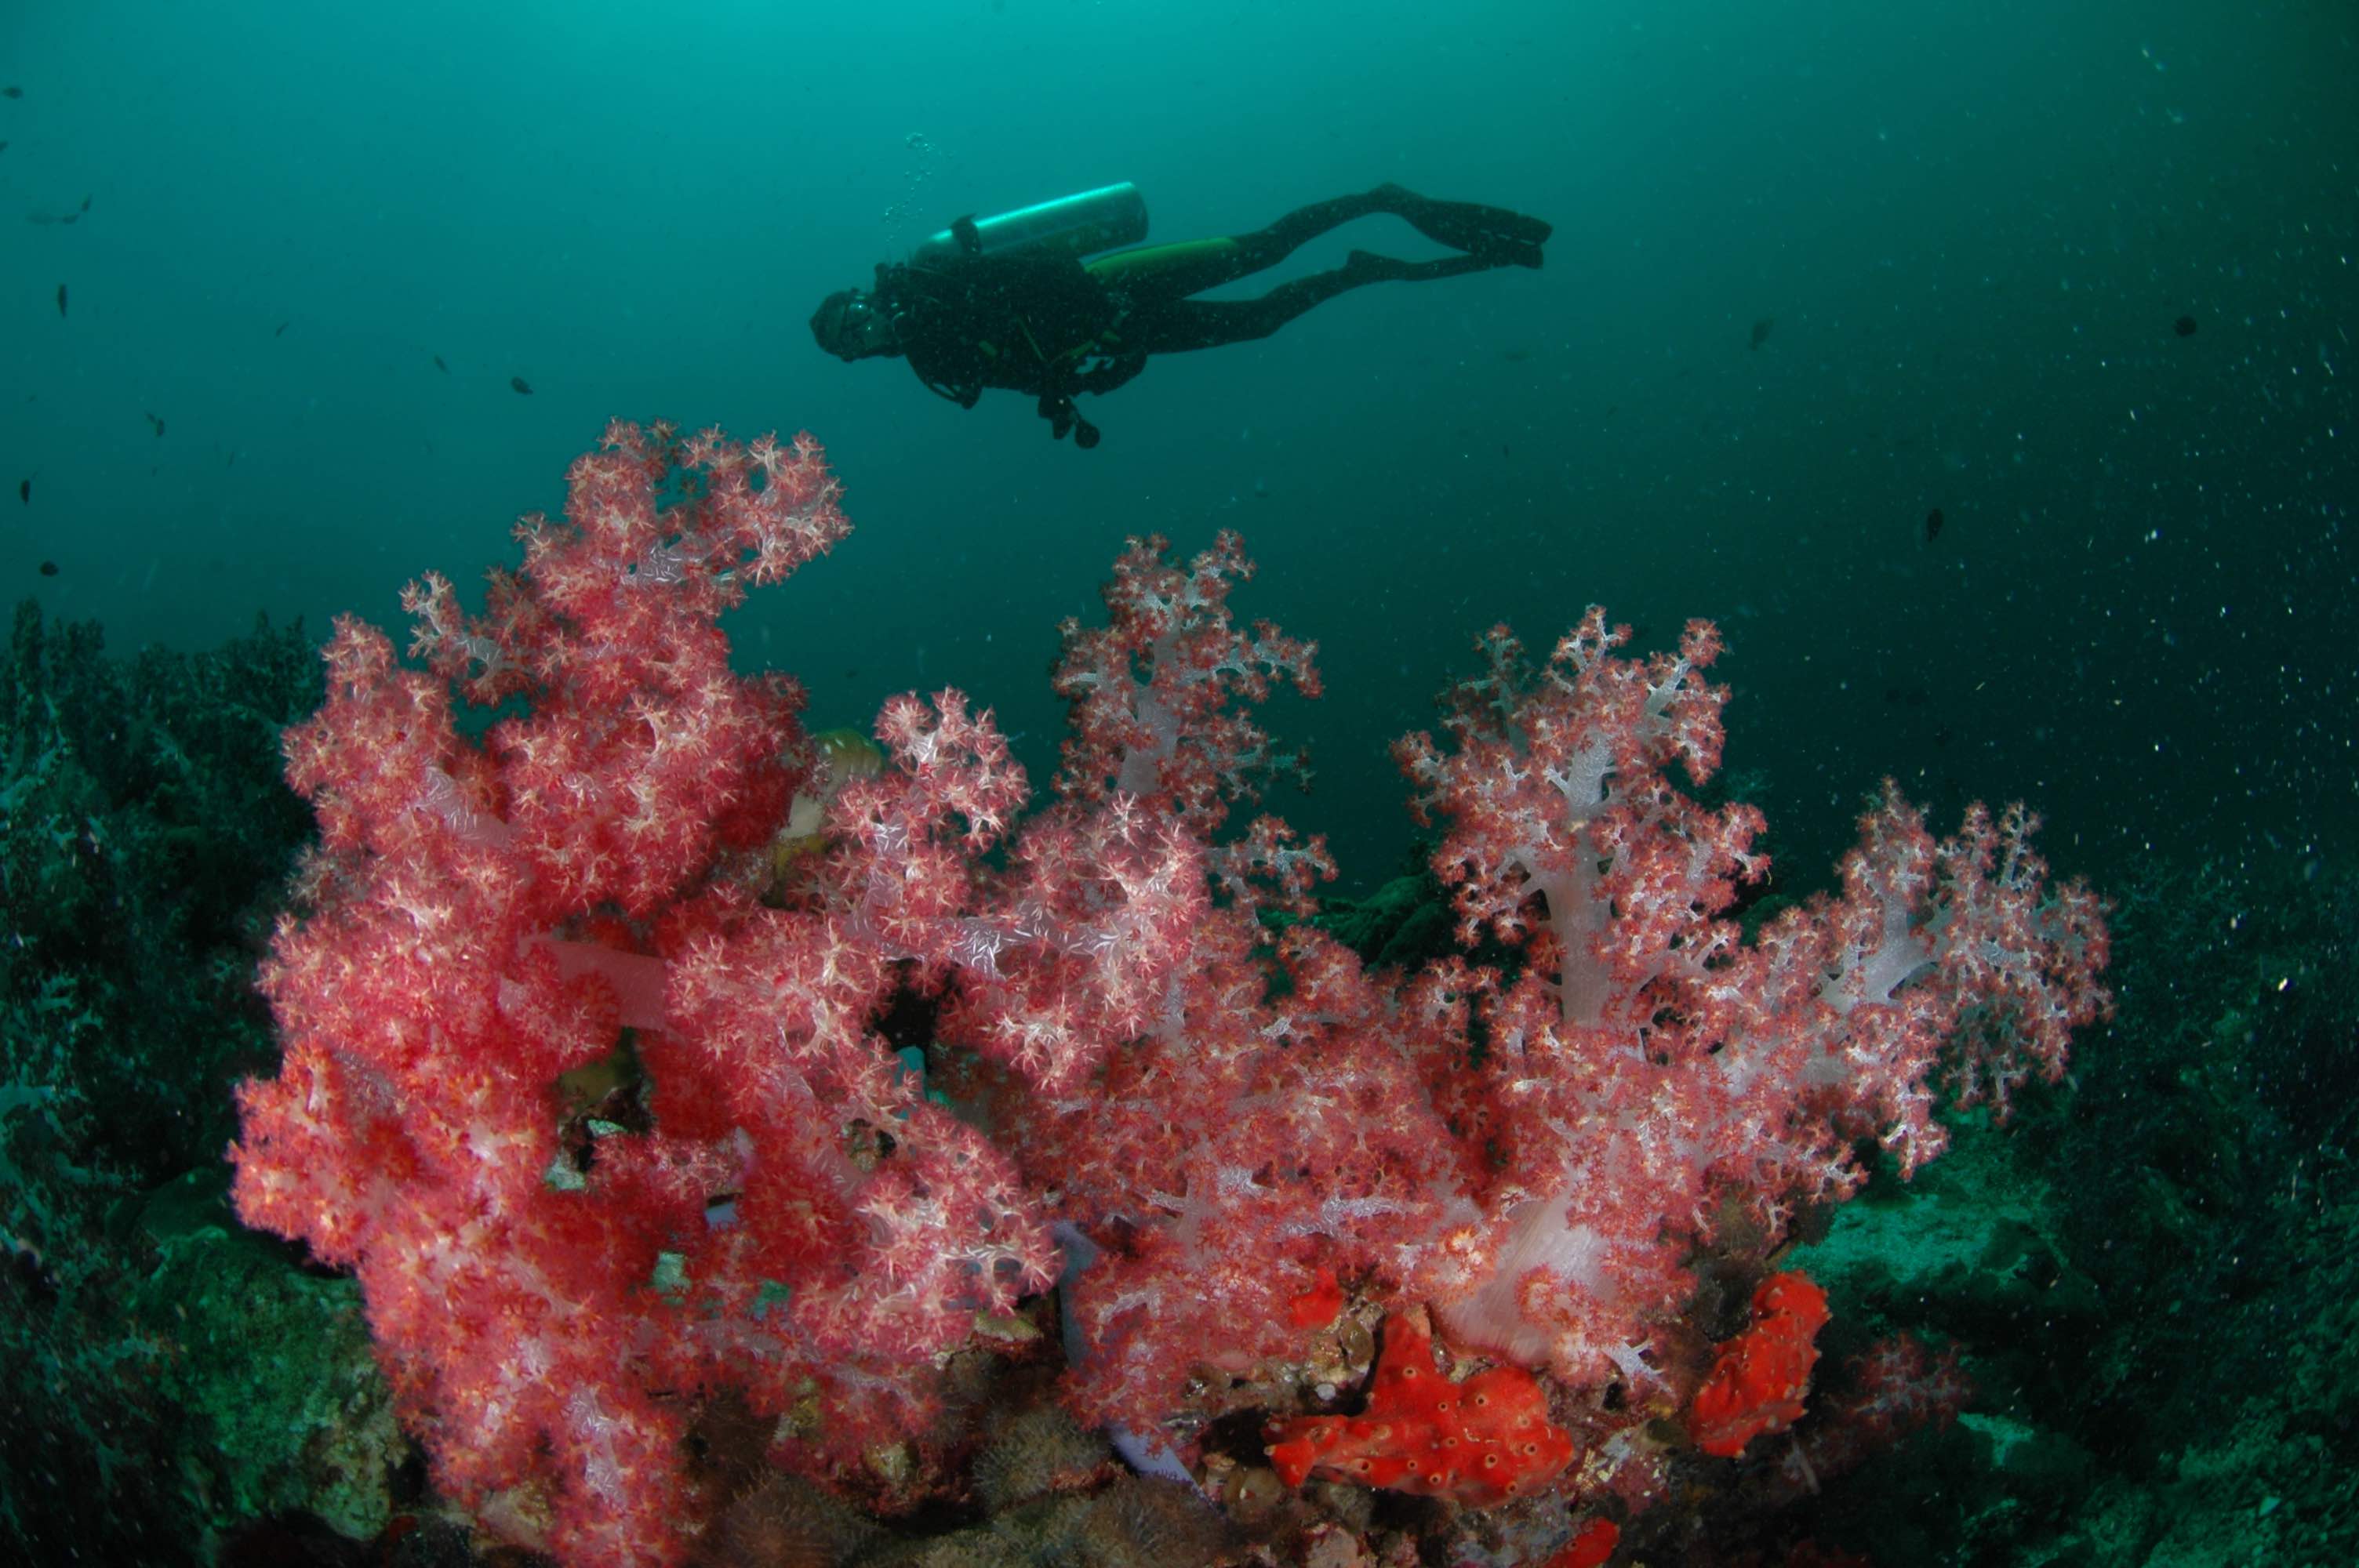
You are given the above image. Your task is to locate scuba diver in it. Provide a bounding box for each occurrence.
[809,182,1550,448]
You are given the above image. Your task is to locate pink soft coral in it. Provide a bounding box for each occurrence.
[233,430,2109,1559]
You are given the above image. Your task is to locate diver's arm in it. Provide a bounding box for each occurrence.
[918,370,983,408]
[902,327,985,408]
[1072,351,1147,396]
[1034,354,1087,441]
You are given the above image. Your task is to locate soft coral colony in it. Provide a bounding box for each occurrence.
[227,419,2110,1566]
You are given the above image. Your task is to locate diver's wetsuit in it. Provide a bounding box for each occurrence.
[872,186,1545,445]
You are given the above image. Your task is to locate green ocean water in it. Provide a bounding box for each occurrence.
[2,0,2350,893]
[7,8,2359,1564]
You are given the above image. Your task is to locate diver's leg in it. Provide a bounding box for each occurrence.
[1085,192,1401,302]
[1239,185,1551,270]
[1369,183,1552,267]
[1092,187,1551,304]
[1132,249,1499,352]
[1227,189,1400,268]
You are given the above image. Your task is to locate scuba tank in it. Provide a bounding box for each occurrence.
[911,182,1147,267]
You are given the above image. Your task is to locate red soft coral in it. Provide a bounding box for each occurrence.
[1267,1308,1576,1508]
[1685,1271,1832,1457]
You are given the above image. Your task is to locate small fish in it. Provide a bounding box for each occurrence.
[38,560,57,576]
[1924,506,1945,544]
[2,86,22,100]
[274,321,289,338]
[1749,317,1774,350]
[56,283,66,318]
[432,354,449,373]
[58,212,76,225]
[79,194,90,212]
[2174,314,2197,337]
[510,375,533,395]
[0,141,9,154]
[145,412,165,437]
[17,478,27,505]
